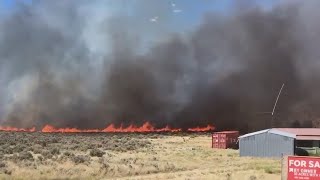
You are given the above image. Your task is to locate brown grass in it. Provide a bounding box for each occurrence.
[0,132,281,180]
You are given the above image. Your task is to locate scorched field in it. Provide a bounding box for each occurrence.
[0,132,281,180]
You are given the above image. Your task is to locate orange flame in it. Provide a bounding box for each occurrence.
[41,125,100,133]
[187,125,215,132]
[101,122,182,133]
[0,122,214,133]
[0,126,36,132]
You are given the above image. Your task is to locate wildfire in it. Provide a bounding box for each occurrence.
[42,122,183,133]
[187,125,215,132]
[0,122,215,133]
[41,125,100,133]
[101,122,182,133]
[0,126,36,132]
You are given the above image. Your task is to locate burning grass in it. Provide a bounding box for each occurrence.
[0,132,281,180]
[0,122,214,133]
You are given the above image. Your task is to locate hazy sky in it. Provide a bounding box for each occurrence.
[0,0,278,29]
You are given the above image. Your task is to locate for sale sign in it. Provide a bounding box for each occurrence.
[288,156,320,180]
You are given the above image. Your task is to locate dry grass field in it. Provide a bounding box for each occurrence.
[0,132,281,180]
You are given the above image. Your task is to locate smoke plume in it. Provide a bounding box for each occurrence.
[1,0,320,132]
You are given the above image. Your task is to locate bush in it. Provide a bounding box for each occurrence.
[14,144,27,153]
[3,147,13,154]
[90,148,105,157]
[0,162,6,168]
[79,144,90,152]
[41,150,53,159]
[18,151,34,161]
[39,141,47,147]
[50,138,59,143]
[63,151,74,157]
[38,156,44,161]
[264,166,280,174]
[32,144,42,154]
[4,169,12,175]
[50,148,60,155]
[70,144,80,150]
[72,155,90,165]
[249,175,257,180]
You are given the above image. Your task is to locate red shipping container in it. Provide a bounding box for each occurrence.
[212,131,239,149]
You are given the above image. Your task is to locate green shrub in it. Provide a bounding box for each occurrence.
[79,144,90,152]
[0,162,6,168]
[32,144,42,154]
[3,147,13,154]
[41,150,53,159]
[17,151,34,161]
[38,156,43,161]
[90,148,105,157]
[51,138,59,143]
[4,169,12,175]
[249,175,257,180]
[39,141,47,147]
[264,166,280,174]
[63,151,73,157]
[72,155,90,164]
[14,144,27,153]
[50,148,60,155]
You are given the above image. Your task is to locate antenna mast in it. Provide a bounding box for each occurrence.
[271,83,285,127]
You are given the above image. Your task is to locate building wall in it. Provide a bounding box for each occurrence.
[239,133,294,157]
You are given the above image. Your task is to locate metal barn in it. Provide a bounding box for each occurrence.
[238,128,320,157]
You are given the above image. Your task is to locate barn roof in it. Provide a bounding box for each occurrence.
[239,128,320,140]
[274,128,320,136]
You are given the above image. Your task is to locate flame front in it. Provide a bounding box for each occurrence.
[0,126,36,132]
[187,125,215,132]
[41,125,100,133]
[43,122,183,133]
[0,122,214,133]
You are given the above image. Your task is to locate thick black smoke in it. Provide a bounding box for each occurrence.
[0,1,320,132]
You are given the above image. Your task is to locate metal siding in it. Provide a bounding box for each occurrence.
[239,131,294,157]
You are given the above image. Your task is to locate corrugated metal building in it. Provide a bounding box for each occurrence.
[239,128,320,157]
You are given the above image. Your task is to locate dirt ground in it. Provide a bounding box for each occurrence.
[0,132,281,180]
